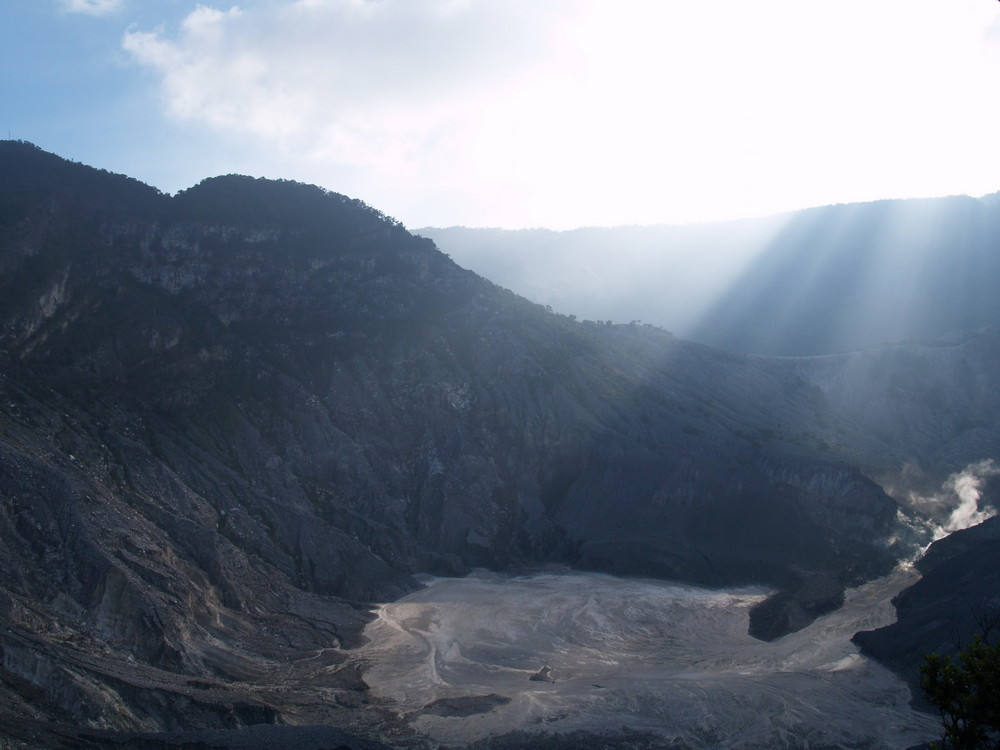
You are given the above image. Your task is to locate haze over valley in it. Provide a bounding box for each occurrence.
[422,192,1000,356]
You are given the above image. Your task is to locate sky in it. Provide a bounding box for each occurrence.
[3,0,1000,230]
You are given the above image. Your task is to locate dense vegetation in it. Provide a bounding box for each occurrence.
[923,625,1000,749]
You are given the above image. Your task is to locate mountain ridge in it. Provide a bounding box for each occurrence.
[420,192,1000,356]
[1,140,996,747]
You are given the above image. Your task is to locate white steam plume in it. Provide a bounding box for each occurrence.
[936,459,1000,538]
[894,459,1000,543]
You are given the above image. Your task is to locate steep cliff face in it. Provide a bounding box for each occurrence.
[0,141,997,744]
[853,512,1000,709]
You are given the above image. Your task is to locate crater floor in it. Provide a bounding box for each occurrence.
[358,569,939,748]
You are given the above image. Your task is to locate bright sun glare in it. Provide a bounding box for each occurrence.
[119,0,1000,229]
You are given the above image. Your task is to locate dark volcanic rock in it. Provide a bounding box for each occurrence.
[528,666,554,683]
[2,141,999,744]
[409,693,511,719]
[853,515,1000,704]
[748,572,846,642]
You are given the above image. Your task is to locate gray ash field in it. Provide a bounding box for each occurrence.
[360,571,939,749]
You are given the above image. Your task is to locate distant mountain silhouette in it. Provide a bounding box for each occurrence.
[422,193,1000,355]
[691,197,1000,354]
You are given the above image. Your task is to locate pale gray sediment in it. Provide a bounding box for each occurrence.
[359,570,940,749]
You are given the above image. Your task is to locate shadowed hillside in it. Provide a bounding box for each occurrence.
[1,141,998,747]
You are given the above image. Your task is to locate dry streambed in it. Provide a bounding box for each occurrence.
[358,570,939,748]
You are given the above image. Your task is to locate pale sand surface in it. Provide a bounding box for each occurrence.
[360,569,940,748]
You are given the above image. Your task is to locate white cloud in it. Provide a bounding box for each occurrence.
[123,1,562,138]
[60,0,123,16]
[123,0,1000,228]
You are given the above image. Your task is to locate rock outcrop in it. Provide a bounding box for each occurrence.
[1,141,998,745]
[853,512,1000,706]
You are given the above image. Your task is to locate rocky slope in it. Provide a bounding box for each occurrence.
[1,141,998,747]
[853,512,1000,709]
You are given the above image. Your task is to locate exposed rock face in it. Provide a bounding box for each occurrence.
[1,141,998,745]
[853,512,1000,706]
[748,572,846,642]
